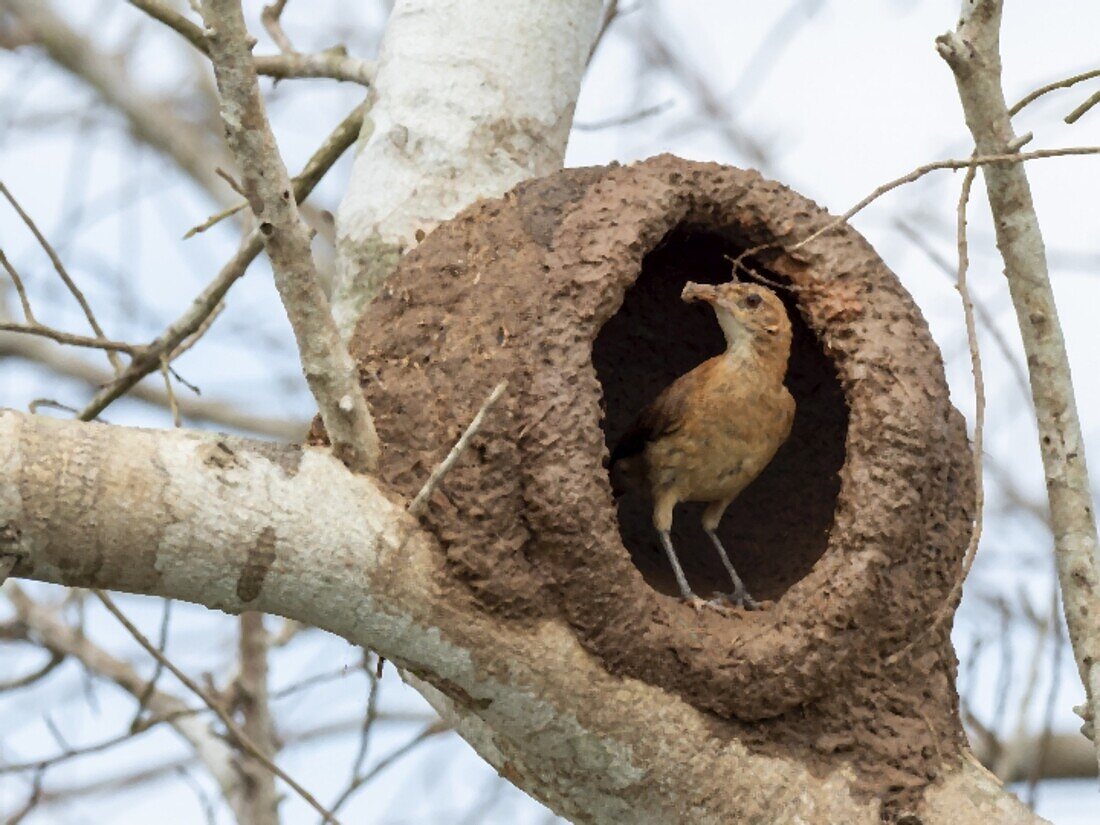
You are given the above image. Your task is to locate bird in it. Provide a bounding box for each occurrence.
[609,280,795,611]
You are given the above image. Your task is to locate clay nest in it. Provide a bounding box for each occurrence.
[335,155,974,809]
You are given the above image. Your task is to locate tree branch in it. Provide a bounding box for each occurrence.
[236,612,280,825]
[128,0,376,85]
[75,102,365,426]
[2,583,244,810]
[1,0,235,208]
[938,0,1100,770]
[199,0,378,472]
[0,409,1044,823]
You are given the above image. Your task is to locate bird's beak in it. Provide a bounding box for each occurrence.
[681,282,719,305]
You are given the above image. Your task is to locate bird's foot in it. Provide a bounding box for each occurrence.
[680,594,709,612]
[710,590,760,611]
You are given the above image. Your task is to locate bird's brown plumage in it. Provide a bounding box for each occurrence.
[610,280,795,609]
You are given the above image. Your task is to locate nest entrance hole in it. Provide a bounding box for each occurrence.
[593,226,848,602]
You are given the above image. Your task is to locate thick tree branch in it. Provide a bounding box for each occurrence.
[938,0,1100,769]
[0,410,1043,823]
[332,0,607,335]
[200,0,378,473]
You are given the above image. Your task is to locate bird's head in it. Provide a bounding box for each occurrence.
[681,281,792,359]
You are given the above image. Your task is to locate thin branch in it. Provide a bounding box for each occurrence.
[1065,88,1100,125]
[0,328,306,438]
[784,147,1100,257]
[0,650,63,692]
[1008,67,1100,116]
[573,100,672,131]
[892,219,1031,404]
[130,599,173,730]
[200,0,378,473]
[0,321,137,353]
[3,0,236,209]
[3,582,242,805]
[939,0,1100,772]
[94,589,341,823]
[324,721,449,819]
[127,0,375,85]
[185,101,365,239]
[0,246,36,321]
[76,102,365,424]
[261,0,294,54]
[887,165,985,664]
[0,180,122,371]
[408,380,508,518]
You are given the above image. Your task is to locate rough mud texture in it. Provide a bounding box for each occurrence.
[339,155,974,815]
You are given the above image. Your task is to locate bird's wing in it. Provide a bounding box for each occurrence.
[610,364,706,466]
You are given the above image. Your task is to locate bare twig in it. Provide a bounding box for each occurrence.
[0,651,63,692]
[158,358,183,427]
[185,101,365,239]
[1008,68,1100,116]
[0,328,306,438]
[3,0,236,209]
[261,0,294,54]
[324,720,449,819]
[892,219,1031,404]
[573,100,672,131]
[127,0,375,85]
[887,165,985,664]
[1065,88,1100,125]
[4,582,243,806]
[0,321,137,353]
[93,589,341,823]
[784,147,1100,257]
[200,0,378,473]
[939,0,1100,770]
[130,599,173,729]
[408,380,508,518]
[0,180,122,371]
[0,246,36,321]
[77,102,365,424]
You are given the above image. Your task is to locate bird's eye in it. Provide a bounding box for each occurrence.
[744,293,763,309]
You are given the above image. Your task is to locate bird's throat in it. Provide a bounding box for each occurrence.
[716,309,751,359]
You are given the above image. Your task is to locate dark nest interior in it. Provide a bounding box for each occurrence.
[593,226,849,603]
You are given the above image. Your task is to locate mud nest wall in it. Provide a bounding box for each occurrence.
[342,155,975,804]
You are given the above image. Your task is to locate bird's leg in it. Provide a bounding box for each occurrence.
[653,491,704,609]
[658,530,704,610]
[705,529,758,609]
[701,499,758,609]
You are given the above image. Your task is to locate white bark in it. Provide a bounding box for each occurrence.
[938,0,1100,767]
[331,0,606,336]
[0,0,1054,819]
[0,410,1043,823]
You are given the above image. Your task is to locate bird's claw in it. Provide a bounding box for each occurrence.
[710,591,760,611]
[681,595,709,612]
